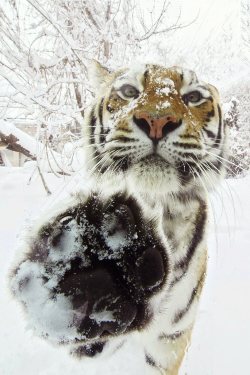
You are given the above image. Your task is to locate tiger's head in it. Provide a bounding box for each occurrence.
[84,61,227,199]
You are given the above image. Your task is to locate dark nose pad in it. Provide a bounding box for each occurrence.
[133,112,181,141]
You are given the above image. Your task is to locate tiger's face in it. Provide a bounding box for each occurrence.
[85,62,227,197]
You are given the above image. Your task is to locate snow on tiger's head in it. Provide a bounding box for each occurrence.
[84,61,227,198]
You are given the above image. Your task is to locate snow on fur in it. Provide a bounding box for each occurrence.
[11,260,81,343]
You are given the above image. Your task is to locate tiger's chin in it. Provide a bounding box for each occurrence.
[126,155,186,197]
[95,153,223,201]
[126,152,226,200]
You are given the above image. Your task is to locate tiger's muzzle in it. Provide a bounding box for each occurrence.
[133,112,181,143]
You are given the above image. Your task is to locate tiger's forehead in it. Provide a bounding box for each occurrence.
[113,64,202,93]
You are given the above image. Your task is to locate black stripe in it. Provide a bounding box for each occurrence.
[73,342,105,357]
[223,112,226,134]
[159,331,184,340]
[206,160,221,173]
[178,152,202,159]
[173,272,205,324]
[173,287,197,324]
[98,98,105,144]
[99,164,109,174]
[220,104,225,135]
[179,135,198,140]
[106,96,114,113]
[213,104,222,148]
[89,106,101,162]
[206,108,215,119]
[145,353,157,367]
[176,163,195,185]
[173,142,201,149]
[175,191,200,205]
[117,127,133,133]
[172,199,207,283]
[112,155,130,171]
[144,69,149,82]
[112,136,137,143]
[203,127,216,139]
[89,107,96,147]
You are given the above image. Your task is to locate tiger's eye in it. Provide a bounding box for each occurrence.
[183,91,202,104]
[120,84,139,99]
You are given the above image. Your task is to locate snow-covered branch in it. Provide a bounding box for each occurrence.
[0,119,82,174]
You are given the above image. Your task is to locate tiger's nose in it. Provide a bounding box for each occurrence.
[134,112,179,141]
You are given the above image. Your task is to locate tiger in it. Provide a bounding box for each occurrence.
[10,61,227,375]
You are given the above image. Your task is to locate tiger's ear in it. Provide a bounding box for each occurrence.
[88,60,112,92]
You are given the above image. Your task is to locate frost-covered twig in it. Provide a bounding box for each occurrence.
[37,164,52,195]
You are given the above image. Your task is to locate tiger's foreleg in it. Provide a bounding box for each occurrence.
[141,248,207,375]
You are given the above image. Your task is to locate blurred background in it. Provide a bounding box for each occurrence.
[0,0,249,177]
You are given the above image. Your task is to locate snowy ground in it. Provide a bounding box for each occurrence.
[0,166,250,375]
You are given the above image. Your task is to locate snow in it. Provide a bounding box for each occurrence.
[155,77,177,96]
[48,219,86,263]
[102,213,130,255]
[90,310,116,324]
[104,230,128,252]
[11,259,79,344]
[0,167,250,374]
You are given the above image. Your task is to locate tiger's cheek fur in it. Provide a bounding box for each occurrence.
[182,100,217,137]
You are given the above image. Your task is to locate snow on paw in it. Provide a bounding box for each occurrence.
[10,191,169,349]
[10,259,81,344]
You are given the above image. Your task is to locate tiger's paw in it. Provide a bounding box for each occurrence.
[10,193,169,349]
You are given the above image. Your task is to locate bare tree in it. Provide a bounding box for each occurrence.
[0,0,182,162]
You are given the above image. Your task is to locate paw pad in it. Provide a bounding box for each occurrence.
[11,192,169,347]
